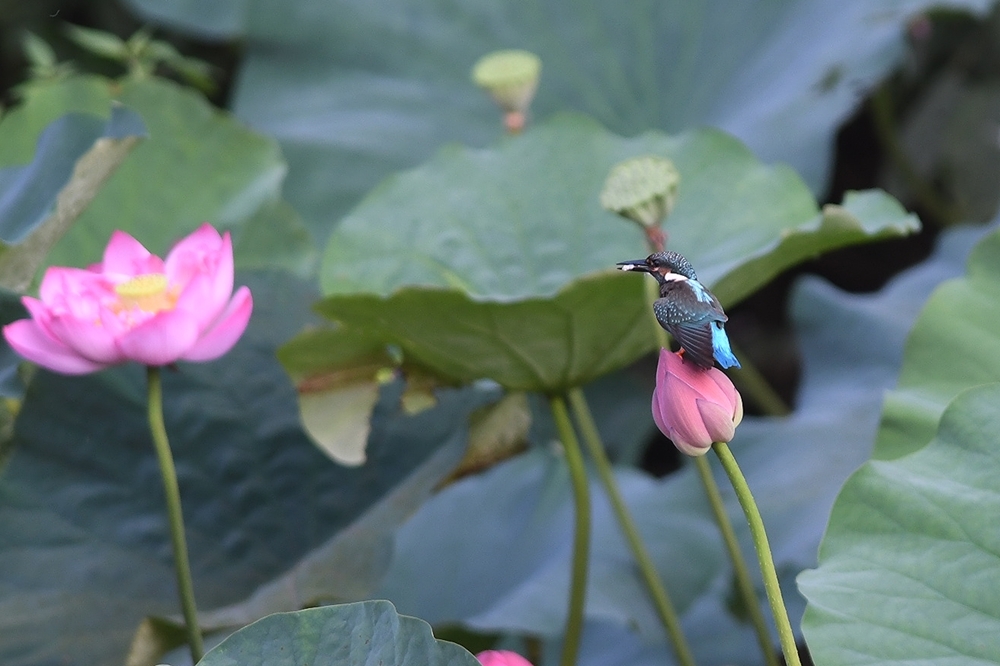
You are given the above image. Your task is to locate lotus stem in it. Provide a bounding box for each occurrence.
[549,394,591,666]
[147,365,204,663]
[712,442,800,666]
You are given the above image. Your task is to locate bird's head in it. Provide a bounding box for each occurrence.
[616,251,697,282]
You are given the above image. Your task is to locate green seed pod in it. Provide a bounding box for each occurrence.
[472,50,542,118]
[600,155,680,228]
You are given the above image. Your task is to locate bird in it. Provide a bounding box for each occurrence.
[617,251,740,370]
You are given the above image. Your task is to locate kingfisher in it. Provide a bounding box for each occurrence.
[617,251,740,370]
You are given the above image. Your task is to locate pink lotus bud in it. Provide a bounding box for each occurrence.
[651,348,743,456]
[3,223,252,374]
[475,650,533,666]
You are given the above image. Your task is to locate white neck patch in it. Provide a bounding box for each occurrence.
[662,273,689,282]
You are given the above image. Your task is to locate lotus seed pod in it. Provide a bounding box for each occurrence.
[472,50,541,126]
[600,155,680,228]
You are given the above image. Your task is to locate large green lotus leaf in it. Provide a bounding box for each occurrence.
[199,600,480,666]
[320,116,918,302]
[126,0,990,243]
[875,227,1000,460]
[310,117,915,393]
[370,224,990,666]
[799,383,1000,665]
[317,272,649,393]
[0,75,315,276]
[0,271,488,666]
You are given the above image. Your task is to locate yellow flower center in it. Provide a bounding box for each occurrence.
[114,274,178,313]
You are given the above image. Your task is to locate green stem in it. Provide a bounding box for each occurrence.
[692,456,779,666]
[549,395,591,666]
[712,442,800,666]
[567,388,697,666]
[147,366,204,664]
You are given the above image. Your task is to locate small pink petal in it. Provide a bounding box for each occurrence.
[203,231,235,317]
[664,390,712,451]
[180,287,253,362]
[165,224,227,285]
[165,223,222,261]
[651,386,668,435]
[102,230,163,276]
[39,267,109,307]
[700,368,738,407]
[116,308,201,366]
[669,426,712,456]
[731,391,744,428]
[174,269,229,334]
[3,320,106,374]
[168,226,234,330]
[696,399,737,445]
[21,297,57,338]
[45,313,124,365]
[668,356,730,404]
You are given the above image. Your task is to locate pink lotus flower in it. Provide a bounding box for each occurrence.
[3,224,252,374]
[476,650,533,666]
[652,348,743,456]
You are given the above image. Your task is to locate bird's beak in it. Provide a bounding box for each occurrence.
[616,260,651,273]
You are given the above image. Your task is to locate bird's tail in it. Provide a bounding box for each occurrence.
[711,323,741,369]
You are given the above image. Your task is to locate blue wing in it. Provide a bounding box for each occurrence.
[653,280,740,369]
[710,323,740,369]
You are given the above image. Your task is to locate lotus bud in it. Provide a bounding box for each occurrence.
[651,348,743,456]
